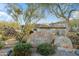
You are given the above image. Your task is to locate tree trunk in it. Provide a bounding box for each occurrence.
[65,19,71,32]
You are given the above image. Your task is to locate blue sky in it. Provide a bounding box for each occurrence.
[0,4,14,22]
[0,3,79,24]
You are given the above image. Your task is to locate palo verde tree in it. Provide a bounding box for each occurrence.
[6,4,45,30]
[48,3,79,31]
[6,3,46,39]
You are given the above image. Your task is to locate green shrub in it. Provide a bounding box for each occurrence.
[0,30,3,34]
[1,35,9,41]
[68,32,79,45]
[21,35,28,43]
[76,32,79,36]
[16,33,24,42]
[16,32,24,42]
[16,32,28,43]
[13,42,32,56]
[0,41,4,49]
[37,43,55,56]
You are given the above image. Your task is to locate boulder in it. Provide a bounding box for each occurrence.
[27,31,55,47]
[54,36,73,50]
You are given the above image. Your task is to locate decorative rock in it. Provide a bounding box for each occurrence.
[54,36,73,50]
[27,31,55,47]
[56,29,67,36]
[54,47,76,56]
[75,49,79,55]
[7,49,13,56]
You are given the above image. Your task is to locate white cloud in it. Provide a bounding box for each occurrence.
[0,11,14,22]
[72,11,79,19]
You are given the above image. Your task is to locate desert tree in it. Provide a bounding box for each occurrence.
[38,3,79,31]
[6,4,44,24]
[6,4,45,30]
[48,3,79,31]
